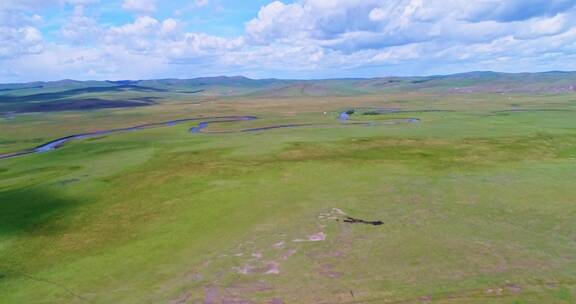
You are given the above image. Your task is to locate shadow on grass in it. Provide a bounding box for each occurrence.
[0,85,166,104]
[0,97,160,114]
[0,188,78,236]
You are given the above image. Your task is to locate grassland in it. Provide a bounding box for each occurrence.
[1,82,576,303]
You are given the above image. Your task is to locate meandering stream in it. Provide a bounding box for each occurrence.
[1,110,420,160]
[0,116,254,160]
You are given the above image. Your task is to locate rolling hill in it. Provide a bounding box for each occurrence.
[2,72,576,114]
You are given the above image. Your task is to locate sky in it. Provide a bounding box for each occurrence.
[2,0,576,82]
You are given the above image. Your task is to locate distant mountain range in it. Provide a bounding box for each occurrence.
[2,72,576,113]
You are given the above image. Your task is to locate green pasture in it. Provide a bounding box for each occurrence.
[1,93,576,303]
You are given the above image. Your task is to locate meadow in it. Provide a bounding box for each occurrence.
[1,78,576,303]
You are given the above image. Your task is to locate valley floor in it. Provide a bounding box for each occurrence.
[1,93,576,303]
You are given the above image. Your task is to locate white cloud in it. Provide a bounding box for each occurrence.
[8,44,167,81]
[0,4,46,59]
[368,8,386,22]
[61,13,102,44]
[122,0,156,14]
[244,0,576,57]
[195,0,209,7]
[62,0,100,5]
[3,0,576,81]
[60,14,244,65]
[246,1,312,44]
[0,26,43,59]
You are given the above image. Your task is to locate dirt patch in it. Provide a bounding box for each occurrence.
[264,262,280,275]
[235,265,253,275]
[201,282,271,304]
[505,284,523,294]
[318,264,342,279]
[293,232,326,242]
[203,287,216,304]
[308,232,327,241]
[486,287,504,295]
[184,270,204,282]
[272,241,285,249]
[281,249,297,260]
[235,260,281,276]
[170,292,192,304]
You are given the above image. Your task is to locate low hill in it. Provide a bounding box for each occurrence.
[2,72,576,113]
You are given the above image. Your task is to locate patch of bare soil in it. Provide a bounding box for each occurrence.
[167,207,385,303]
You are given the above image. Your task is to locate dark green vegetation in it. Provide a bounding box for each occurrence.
[1,72,576,303]
[2,71,576,115]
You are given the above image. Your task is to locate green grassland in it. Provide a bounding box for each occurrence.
[1,81,576,303]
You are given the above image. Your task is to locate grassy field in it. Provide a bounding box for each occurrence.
[1,90,576,303]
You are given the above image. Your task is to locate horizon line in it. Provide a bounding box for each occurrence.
[2,70,576,85]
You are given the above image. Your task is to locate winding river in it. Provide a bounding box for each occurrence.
[0,116,254,160]
[0,110,420,160]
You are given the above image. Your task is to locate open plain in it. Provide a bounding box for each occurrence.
[1,73,576,303]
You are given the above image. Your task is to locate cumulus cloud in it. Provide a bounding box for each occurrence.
[122,0,156,14]
[59,13,243,66]
[3,0,576,81]
[462,0,576,22]
[0,4,45,59]
[60,8,102,44]
[243,0,576,67]
[0,25,43,59]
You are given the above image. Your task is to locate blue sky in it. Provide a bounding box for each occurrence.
[2,0,576,82]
